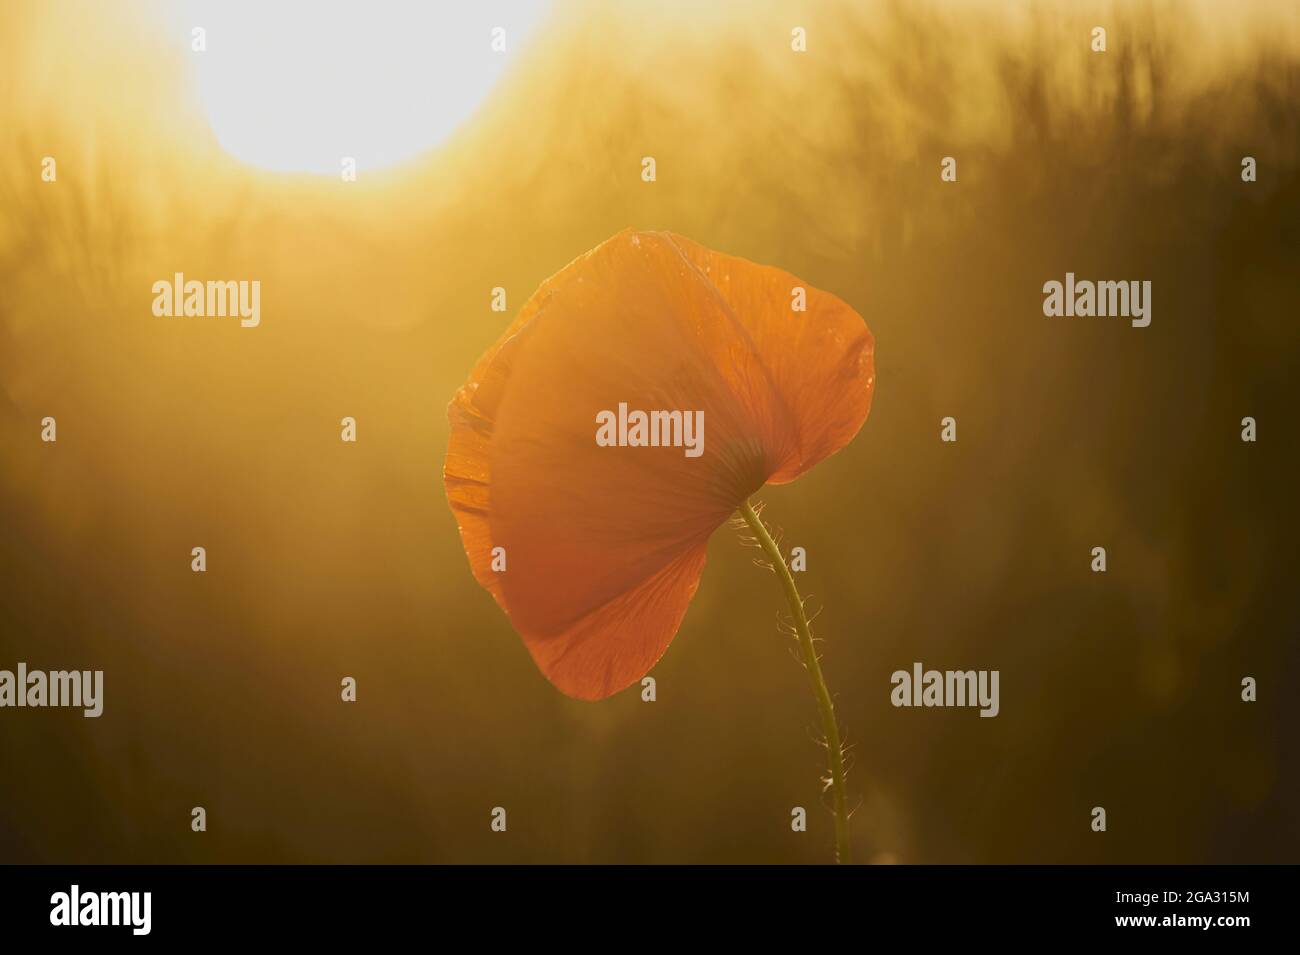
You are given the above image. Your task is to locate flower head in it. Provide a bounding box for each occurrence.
[445,229,874,699]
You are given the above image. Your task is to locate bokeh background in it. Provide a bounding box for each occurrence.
[1,0,1297,863]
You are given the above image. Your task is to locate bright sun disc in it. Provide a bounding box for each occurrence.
[180,0,549,174]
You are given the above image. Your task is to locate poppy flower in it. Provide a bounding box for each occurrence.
[444,229,875,702]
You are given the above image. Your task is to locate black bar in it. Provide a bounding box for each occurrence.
[0,864,1285,942]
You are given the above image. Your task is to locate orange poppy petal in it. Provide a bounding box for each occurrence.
[662,232,876,484]
[445,315,536,609]
[445,229,873,699]
[521,545,708,700]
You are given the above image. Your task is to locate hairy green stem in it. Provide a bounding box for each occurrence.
[738,498,852,864]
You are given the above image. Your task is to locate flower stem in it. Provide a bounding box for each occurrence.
[738,498,852,864]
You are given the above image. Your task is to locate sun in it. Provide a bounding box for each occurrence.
[177,0,549,175]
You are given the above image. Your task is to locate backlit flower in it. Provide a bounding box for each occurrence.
[444,229,874,700]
